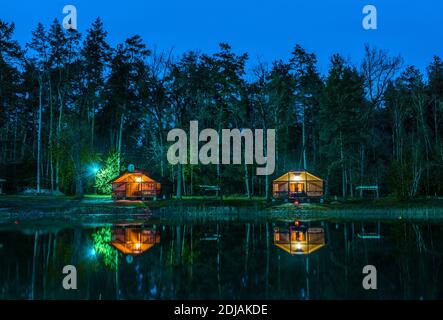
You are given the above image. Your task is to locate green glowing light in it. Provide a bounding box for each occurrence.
[92,227,118,269]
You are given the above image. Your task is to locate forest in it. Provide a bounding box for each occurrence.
[0,17,442,200]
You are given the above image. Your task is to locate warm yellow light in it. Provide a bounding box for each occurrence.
[292,175,301,181]
[135,177,142,183]
[296,243,302,250]
[135,243,141,250]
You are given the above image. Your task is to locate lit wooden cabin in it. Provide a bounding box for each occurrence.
[273,170,324,201]
[274,223,325,255]
[111,225,160,255]
[111,170,161,200]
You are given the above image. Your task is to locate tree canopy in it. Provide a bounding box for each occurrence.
[0,17,442,200]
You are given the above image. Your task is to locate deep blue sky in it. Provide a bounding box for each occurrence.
[2,0,442,74]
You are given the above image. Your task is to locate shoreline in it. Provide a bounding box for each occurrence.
[0,195,443,222]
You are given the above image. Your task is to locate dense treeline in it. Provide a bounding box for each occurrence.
[0,18,442,199]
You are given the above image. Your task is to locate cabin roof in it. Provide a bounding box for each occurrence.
[110,242,156,255]
[273,170,323,182]
[110,227,160,255]
[111,169,160,184]
[274,242,326,255]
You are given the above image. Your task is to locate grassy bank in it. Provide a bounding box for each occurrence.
[0,194,270,210]
[1,194,443,213]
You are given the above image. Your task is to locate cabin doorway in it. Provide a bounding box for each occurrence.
[127,182,141,197]
[290,183,304,193]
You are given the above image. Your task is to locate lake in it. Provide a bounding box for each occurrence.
[0,208,442,300]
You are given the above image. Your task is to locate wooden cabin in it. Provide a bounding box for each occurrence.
[273,170,324,201]
[111,170,161,200]
[274,224,325,255]
[111,225,160,255]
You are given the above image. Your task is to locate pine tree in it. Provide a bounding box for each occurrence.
[81,17,111,152]
[319,54,365,198]
[0,20,22,163]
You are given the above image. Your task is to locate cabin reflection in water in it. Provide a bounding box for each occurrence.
[110,225,160,255]
[273,224,325,255]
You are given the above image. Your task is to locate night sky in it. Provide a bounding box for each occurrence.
[2,0,442,74]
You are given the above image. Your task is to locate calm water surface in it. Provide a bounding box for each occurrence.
[0,209,442,300]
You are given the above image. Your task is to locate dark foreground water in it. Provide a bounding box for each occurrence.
[0,210,442,300]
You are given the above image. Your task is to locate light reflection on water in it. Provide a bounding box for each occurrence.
[0,213,442,300]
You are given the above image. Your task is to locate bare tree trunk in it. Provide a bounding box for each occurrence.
[244,223,250,280]
[13,111,17,161]
[217,126,223,200]
[48,76,54,192]
[349,167,353,198]
[55,87,64,192]
[176,163,182,199]
[340,131,346,199]
[264,128,270,201]
[117,113,124,172]
[73,127,84,198]
[36,77,43,193]
[244,162,251,199]
[160,135,164,177]
[21,130,27,160]
[91,102,95,152]
[182,165,186,196]
[190,166,194,195]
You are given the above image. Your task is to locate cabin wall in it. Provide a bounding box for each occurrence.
[112,180,161,199]
[273,178,324,199]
